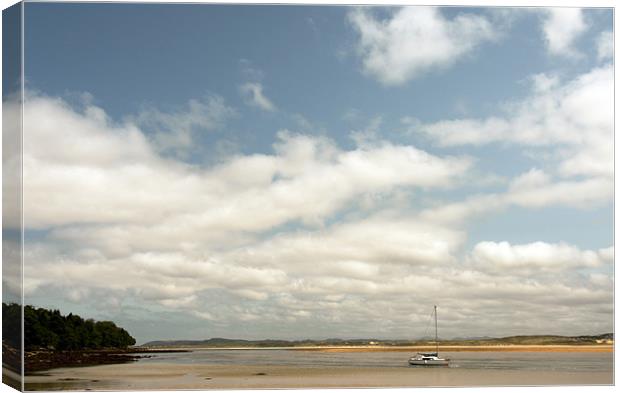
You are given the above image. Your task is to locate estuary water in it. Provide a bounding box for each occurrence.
[135,348,613,372]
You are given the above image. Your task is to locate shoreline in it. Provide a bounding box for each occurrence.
[141,344,614,353]
[24,348,191,373]
[301,344,614,353]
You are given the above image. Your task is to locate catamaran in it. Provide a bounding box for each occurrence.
[408,305,450,367]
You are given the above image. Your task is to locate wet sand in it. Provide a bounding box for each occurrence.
[25,362,613,390]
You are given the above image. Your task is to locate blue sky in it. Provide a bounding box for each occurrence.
[9,4,613,343]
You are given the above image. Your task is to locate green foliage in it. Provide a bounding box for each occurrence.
[3,303,136,351]
[2,302,22,348]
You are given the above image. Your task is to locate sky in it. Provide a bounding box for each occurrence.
[3,3,613,344]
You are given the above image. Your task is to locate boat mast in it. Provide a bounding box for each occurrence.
[434,305,438,354]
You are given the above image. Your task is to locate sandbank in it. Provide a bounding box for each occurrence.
[299,345,614,353]
[141,345,613,353]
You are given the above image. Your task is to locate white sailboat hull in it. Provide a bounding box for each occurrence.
[408,358,450,367]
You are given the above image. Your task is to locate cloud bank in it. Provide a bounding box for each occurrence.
[17,86,612,341]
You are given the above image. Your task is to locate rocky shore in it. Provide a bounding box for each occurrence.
[24,347,189,373]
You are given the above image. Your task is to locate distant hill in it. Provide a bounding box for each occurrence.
[142,333,613,348]
[438,333,613,346]
[142,337,382,347]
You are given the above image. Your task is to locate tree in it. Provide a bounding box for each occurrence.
[3,303,136,351]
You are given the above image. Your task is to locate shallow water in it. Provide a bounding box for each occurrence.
[135,349,613,372]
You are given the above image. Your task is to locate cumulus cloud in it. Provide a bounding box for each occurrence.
[541,8,587,57]
[414,97,612,236]
[21,94,470,232]
[239,82,277,111]
[415,65,613,180]
[417,65,611,148]
[19,93,477,319]
[348,7,496,85]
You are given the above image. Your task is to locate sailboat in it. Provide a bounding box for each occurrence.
[408,305,450,367]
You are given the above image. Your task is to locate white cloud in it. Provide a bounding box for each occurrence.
[239,82,276,111]
[22,94,470,234]
[17,92,478,332]
[470,241,605,272]
[588,273,612,289]
[541,8,587,57]
[348,7,496,85]
[505,170,613,209]
[224,213,465,275]
[22,242,290,298]
[132,95,236,156]
[420,168,613,224]
[25,232,613,339]
[598,246,614,262]
[26,239,612,339]
[25,217,613,337]
[349,115,382,147]
[418,65,611,148]
[508,168,549,191]
[2,97,22,230]
[42,133,470,257]
[530,72,560,92]
[20,91,473,306]
[596,30,613,61]
[416,65,613,180]
[18,91,613,339]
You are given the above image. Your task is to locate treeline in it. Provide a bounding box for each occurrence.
[3,303,136,350]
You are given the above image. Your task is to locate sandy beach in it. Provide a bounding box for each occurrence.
[25,361,613,390]
[23,346,614,390]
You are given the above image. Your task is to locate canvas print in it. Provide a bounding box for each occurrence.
[1,2,614,391]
